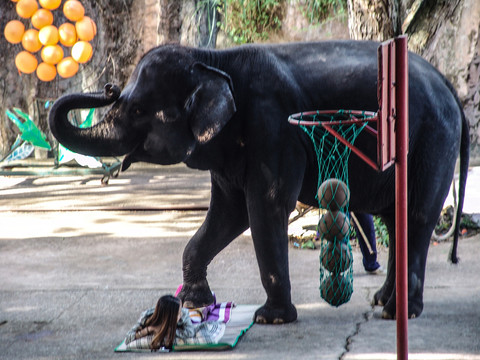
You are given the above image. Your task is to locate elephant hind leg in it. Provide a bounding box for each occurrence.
[373,214,395,309]
[374,211,430,320]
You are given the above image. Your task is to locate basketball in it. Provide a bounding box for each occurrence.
[320,240,352,273]
[318,178,350,210]
[320,274,353,307]
[317,210,350,241]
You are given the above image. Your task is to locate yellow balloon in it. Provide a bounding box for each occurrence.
[36,62,57,81]
[41,44,64,65]
[72,41,92,63]
[75,16,96,41]
[15,51,38,74]
[57,57,79,78]
[4,20,25,44]
[38,24,58,45]
[39,0,61,10]
[31,8,53,29]
[58,22,77,47]
[22,29,42,53]
[63,0,85,22]
[16,0,38,19]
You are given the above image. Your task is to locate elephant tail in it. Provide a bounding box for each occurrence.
[449,94,470,264]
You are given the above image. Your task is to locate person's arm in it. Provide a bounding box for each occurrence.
[176,308,196,339]
[125,308,154,344]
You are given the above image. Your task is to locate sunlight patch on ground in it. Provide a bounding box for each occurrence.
[295,302,329,310]
[0,211,204,240]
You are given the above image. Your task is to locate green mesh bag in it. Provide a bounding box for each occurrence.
[290,110,370,307]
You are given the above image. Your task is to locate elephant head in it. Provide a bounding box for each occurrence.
[48,45,236,170]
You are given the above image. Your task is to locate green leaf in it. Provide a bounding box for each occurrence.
[6,110,26,133]
[80,108,95,128]
[6,109,51,150]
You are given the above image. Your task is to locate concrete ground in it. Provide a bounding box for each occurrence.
[0,161,479,360]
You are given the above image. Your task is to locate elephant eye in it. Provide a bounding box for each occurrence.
[131,106,143,116]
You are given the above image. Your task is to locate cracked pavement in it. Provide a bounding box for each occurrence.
[0,162,479,359]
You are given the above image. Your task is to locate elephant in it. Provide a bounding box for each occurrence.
[49,41,469,324]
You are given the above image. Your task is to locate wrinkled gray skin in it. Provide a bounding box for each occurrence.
[49,41,469,324]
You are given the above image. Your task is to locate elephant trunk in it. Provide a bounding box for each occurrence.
[48,84,132,157]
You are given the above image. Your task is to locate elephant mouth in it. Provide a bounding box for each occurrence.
[121,140,196,171]
[121,144,143,171]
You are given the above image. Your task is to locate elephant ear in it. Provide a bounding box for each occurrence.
[186,62,236,144]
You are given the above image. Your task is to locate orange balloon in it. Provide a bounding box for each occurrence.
[15,51,38,74]
[41,44,64,65]
[11,0,20,2]
[31,8,53,29]
[39,0,61,10]
[36,62,57,81]
[63,0,85,22]
[38,24,58,45]
[16,0,38,19]
[57,57,79,78]
[72,41,92,63]
[75,16,96,42]
[21,29,42,52]
[58,22,77,47]
[4,20,25,44]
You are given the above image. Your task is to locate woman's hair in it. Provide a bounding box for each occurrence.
[145,295,181,349]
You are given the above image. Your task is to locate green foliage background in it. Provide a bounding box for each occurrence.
[205,0,347,44]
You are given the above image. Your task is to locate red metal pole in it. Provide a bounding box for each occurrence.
[395,36,409,360]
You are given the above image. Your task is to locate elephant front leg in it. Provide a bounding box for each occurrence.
[248,204,298,324]
[178,180,249,308]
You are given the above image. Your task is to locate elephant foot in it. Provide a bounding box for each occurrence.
[254,302,297,324]
[375,271,424,320]
[373,287,389,308]
[176,281,214,308]
[380,298,423,320]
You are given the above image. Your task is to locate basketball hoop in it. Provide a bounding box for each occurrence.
[287,36,409,359]
[288,110,379,171]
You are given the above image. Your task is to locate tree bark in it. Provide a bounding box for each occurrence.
[347,0,398,41]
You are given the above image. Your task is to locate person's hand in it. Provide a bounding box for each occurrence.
[135,326,150,339]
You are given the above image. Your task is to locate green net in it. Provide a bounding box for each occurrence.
[293,110,370,307]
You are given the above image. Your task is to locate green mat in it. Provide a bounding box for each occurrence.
[115,304,256,352]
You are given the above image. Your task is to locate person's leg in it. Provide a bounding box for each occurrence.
[353,213,380,272]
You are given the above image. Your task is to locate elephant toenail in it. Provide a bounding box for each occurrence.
[382,310,393,319]
[255,315,267,324]
[273,318,284,324]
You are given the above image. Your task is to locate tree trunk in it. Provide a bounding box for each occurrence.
[346,0,398,41]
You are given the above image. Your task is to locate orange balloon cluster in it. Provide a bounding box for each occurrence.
[3,0,97,81]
